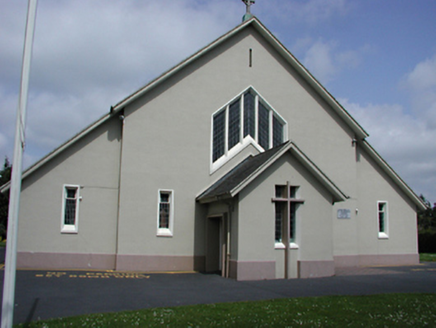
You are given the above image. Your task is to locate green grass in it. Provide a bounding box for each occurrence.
[0,240,6,248]
[16,293,436,327]
[420,253,436,262]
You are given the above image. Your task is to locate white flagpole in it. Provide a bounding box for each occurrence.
[1,0,38,327]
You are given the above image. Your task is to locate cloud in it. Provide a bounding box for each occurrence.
[342,98,436,201]
[0,0,240,168]
[258,0,351,25]
[402,54,436,128]
[297,39,367,84]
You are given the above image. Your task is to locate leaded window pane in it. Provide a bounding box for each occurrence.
[159,203,170,229]
[275,202,284,243]
[160,193,169,203]
[290,186,298,199]
[258,102,269,150]
[275,185,286,198]
[378,203,386,232]
[379,212,385,232]
[212,110,225,162]
[244,92,255,138]
[64,189,77,225]
[290,203,296,242]
[273,115,283,147]
[228,99,241,150]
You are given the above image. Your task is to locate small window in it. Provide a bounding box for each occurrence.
[377,201,388,238]
[157,190,174,237]
[275,202,285,243]
[61,185,80,233]
[273,185,302,247]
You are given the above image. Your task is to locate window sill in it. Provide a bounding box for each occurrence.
[61,230,78,234]
[378,232,389,239]
[275,242,299,249]
[61,226,78,234]
[157,229,173,237]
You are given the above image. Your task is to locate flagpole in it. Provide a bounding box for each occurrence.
[1,1,38,327]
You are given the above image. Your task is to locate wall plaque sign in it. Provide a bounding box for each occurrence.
[337,209,351,219]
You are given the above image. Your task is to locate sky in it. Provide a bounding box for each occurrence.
[1,0,435,204]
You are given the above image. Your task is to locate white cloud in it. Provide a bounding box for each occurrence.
[258,0,350,25]
[0,0,240,169]
[402,54,436,128]
[342,99,436,201]
[298,39,367,84]
[303,40,337,83]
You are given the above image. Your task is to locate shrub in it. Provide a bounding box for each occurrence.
[418,230,436,253]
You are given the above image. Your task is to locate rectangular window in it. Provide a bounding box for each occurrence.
[258,102,269,150]
[61,185,80,233]
[243,92,255,138]
[272,115,284,147]
[273,185,301,247]
[212,110,225,162]
[275,202,285,243]
[378,201,388,238]
[157,190,174,236]
[290,203,297,242]
[228,99,241,149]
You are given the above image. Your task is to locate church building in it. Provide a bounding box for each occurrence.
[1,9,426,280]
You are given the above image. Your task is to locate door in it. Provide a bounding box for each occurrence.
[205,216,222,273]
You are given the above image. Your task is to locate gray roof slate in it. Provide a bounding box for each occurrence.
[197,142,290,202]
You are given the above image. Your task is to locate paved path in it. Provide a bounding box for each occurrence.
[1,262,436,325]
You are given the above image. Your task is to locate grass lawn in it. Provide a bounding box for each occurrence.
[420,253,436,262]
[16,293,436,327]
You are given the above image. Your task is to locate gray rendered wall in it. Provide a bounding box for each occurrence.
[115,25,360,268]
[17,116,122,268]
[237,153,335,279]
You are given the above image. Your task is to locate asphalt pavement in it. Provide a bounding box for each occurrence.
[0,261,435,325]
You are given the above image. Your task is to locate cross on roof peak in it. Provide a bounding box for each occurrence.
[242,0,255,22]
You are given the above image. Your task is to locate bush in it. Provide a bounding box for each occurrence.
[418,230,436,253]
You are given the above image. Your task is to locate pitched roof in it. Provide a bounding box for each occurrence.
[111,17,369,140]
[0,17,428,211]
[196,141,348,204]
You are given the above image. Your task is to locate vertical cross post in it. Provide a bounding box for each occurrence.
[242,0,255,22]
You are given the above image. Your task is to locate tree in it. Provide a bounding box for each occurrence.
[418,195,436,232]
[417,195,436,253]
[0,157,12,240]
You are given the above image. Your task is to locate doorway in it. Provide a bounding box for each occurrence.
[205,215,229,276]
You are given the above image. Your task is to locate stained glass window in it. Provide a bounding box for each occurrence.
[258,102,269,150]
[244,92,255,138]
[213,110,225,162]
[228,99,241,149]
[212,89,286,165]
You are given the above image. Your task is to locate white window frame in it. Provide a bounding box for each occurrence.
[61,184,80,234]
[273,185,302,250]
[157,189,174,237]
[210,86,288,174]
[377,201,389,239]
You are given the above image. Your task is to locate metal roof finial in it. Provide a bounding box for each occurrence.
[242,0,255,22]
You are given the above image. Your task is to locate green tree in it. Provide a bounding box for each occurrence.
[418,195,436,232]
[0,157,12,240]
